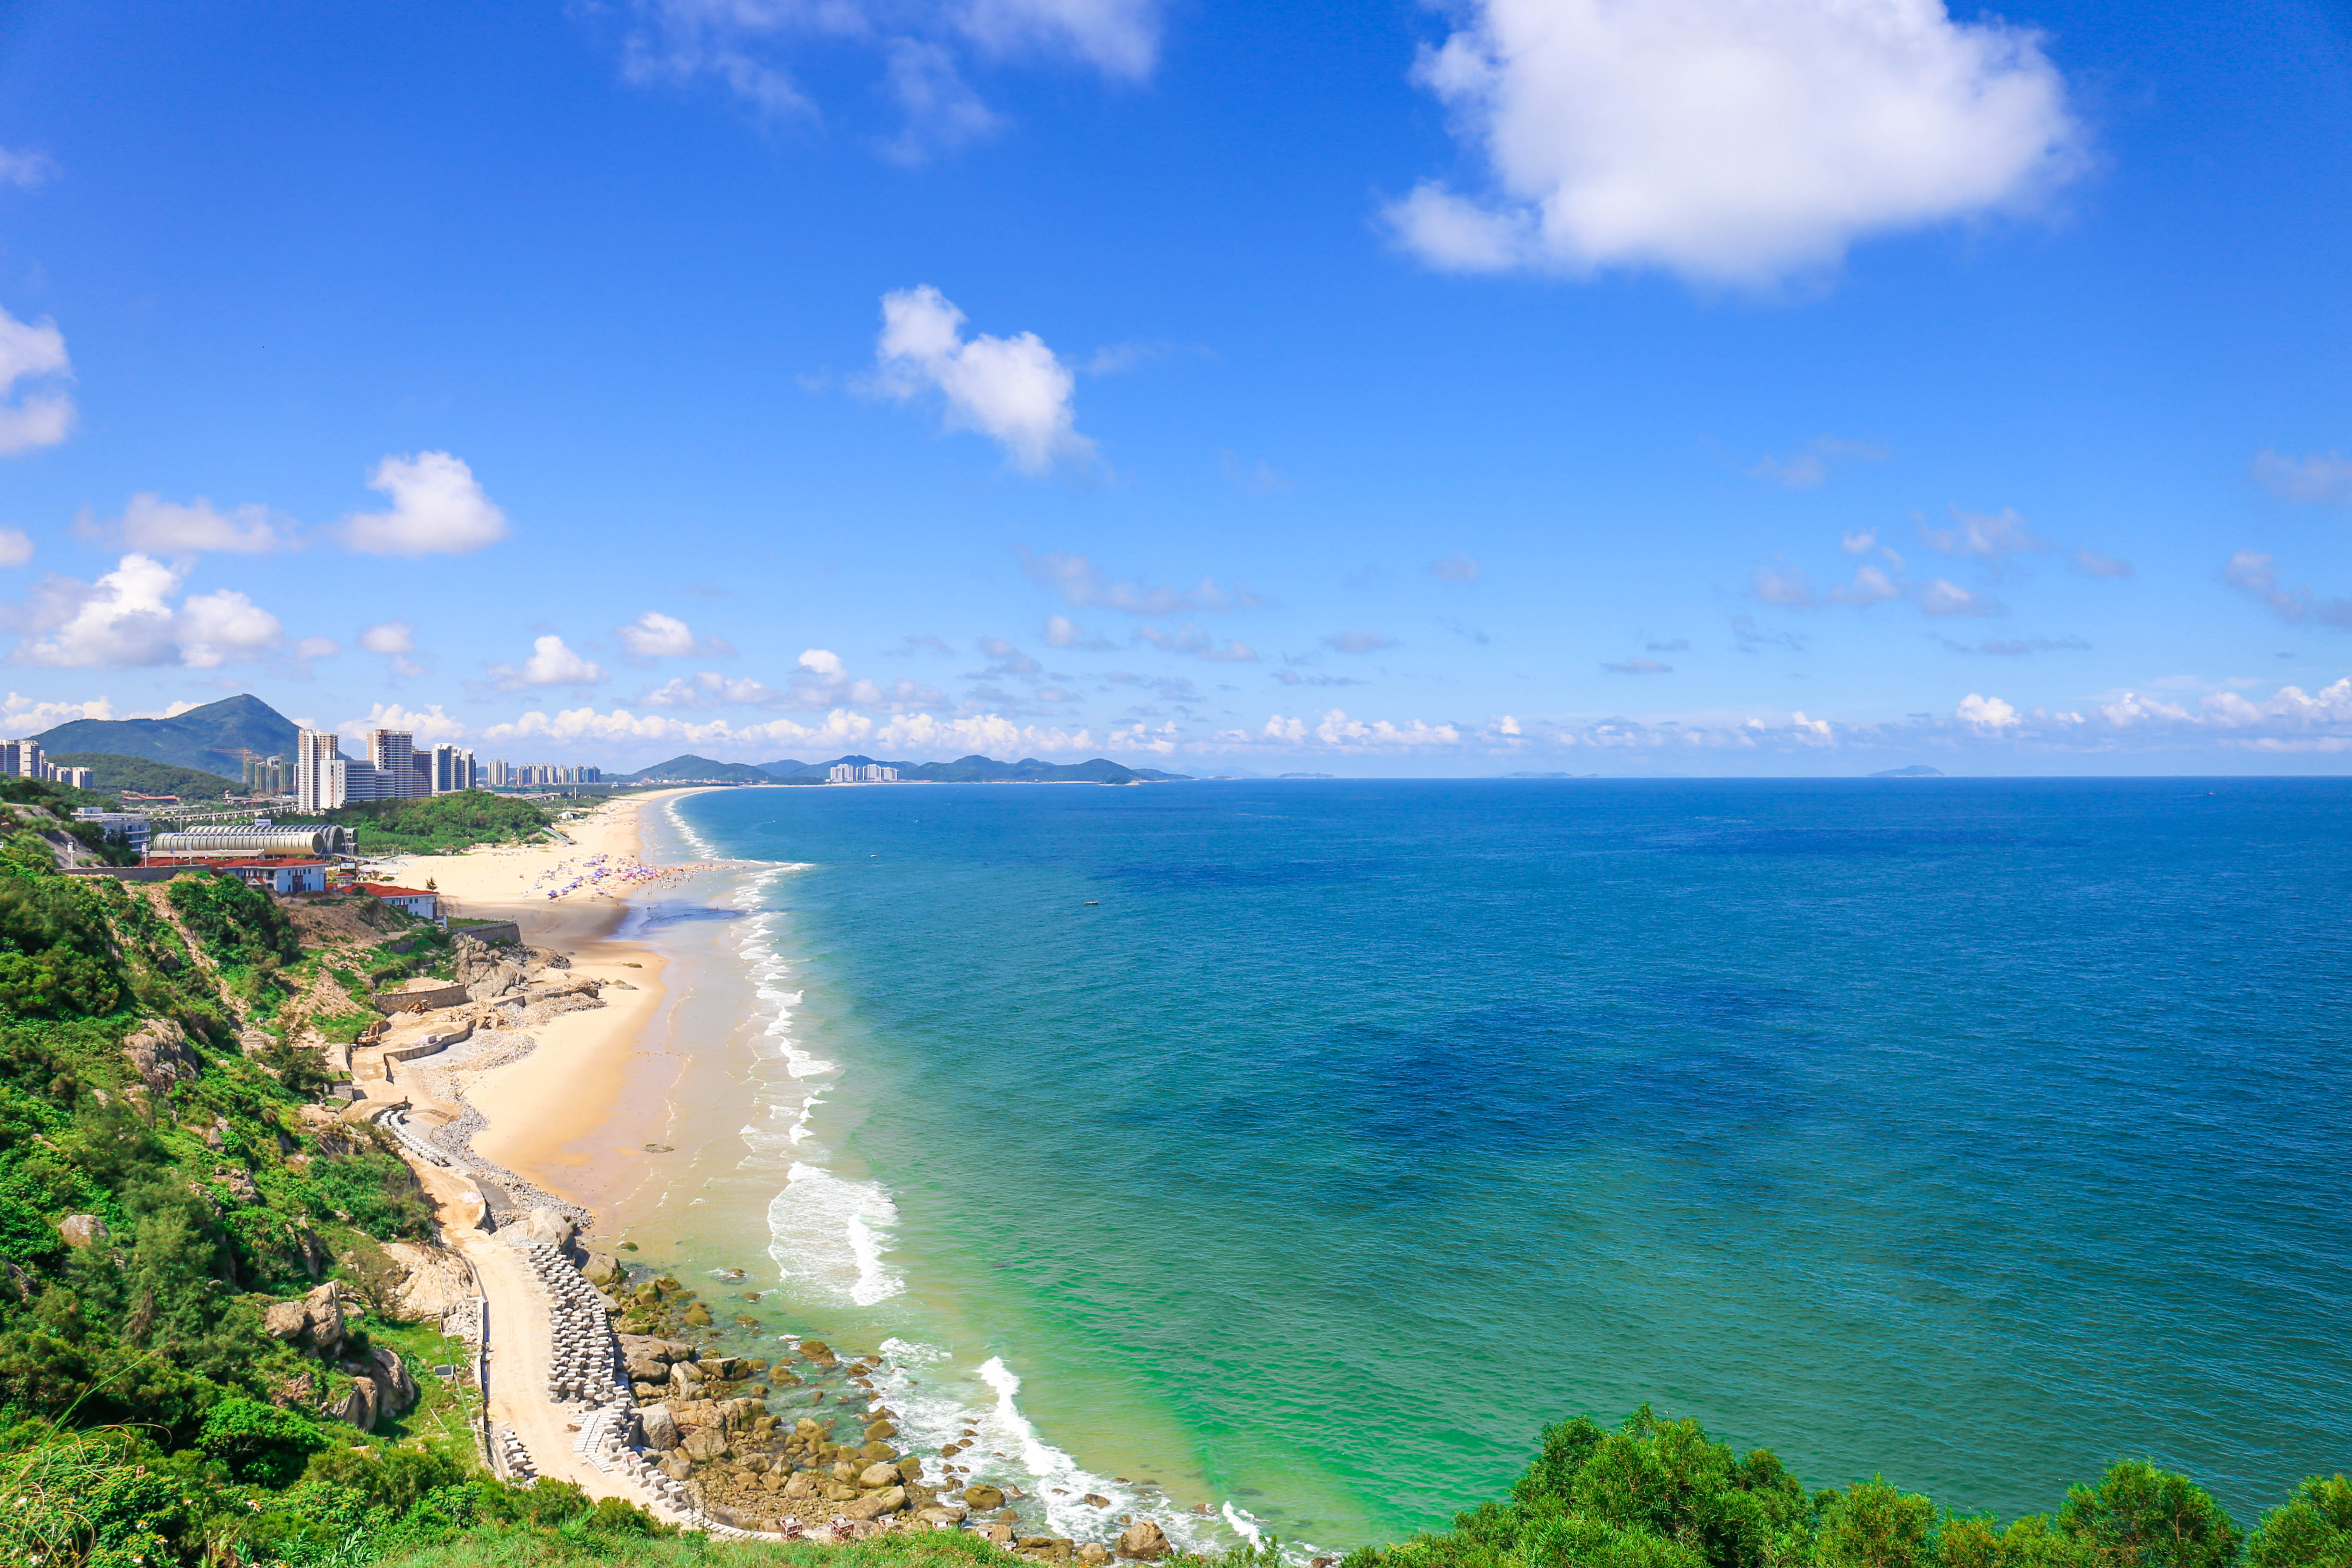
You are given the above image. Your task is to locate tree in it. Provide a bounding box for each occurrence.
[2055,1460,2242,1568]
[2248,1474,2352,1568]
[1818,1478,1934,1568]
[199,1396,329,1486]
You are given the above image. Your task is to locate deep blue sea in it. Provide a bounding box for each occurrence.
[652,778,2351,1548]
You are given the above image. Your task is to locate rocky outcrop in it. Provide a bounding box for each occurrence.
[58,1214,108,1250]
[1117,1521,1170,1560]
[263,1281,349,1354]
[640,1403,680,1451]
[522,1206,577,1250]
[122,1019,200,1091]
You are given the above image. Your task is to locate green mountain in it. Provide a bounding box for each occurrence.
[760,753,1192,784]
[31,692,299,774]
[45,751,242,798]
[620,753,775,783]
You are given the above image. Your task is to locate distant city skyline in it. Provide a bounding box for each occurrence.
[0,3,2346,775]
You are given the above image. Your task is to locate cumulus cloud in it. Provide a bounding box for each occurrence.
[1956,692,2021,729]
[2073,547,2134,579]
[2226,551,2352,630]
[2252,450,2352,505]
[891,633,957,657]
[6,554,288,669]
[87,493,294,555]
[485,635,607,690]
[1043,613,1118,651]
[1840,529,1877,554]
[1750,563,1816,608]
[1603,656,1671,674]
[974,637,1042,677]
[1322,628,1396,654]
[1388,0,2082,286]
[872,286,1092,474]
[617,609,730,659]
[0,530,30,569]
[342,451,509,556]
[1261,710,1464,749]
[1019,549,1259,614]
[1427,552,1480,583]
[0,692,112,729]
[0,303,74,456]
[1827,564,1904,606]
[339,702,469,745]
[358,620,425,677]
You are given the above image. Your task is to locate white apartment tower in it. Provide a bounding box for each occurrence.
[294,729,346,812]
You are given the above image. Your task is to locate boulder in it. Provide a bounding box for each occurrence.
[784,1471,821,1498]
[214,1166,260,1204]
[122,1019,200,1091]
[626,1357,670,1385]
[640,1404,680,1451]
[897,1455,924,1482]
[682,1427,730,1461]
[796,1339,831,1360]
[864,1418,898,1441]
[323,1375,377,1431]
[916,1505,969,1529]
[1117,1522,1169,1560]
[981,1523,1016,1546]
[262,1298,311,1340]
[858,1441,897,1464]
[842,1485,907,1521]
[370,1346,417,1416]
[965,1485,1007,1511]
[1085,1494,1111,1509]
[1081,1546,1115,1565]
[859,1461,903,1488]
[57,1214,108,1250]
[619,1333,695,1363]
[581,1251,622,1287]
[301,1282,347,1351]
[522,1207,577,1250]
[660,1450,693,1481]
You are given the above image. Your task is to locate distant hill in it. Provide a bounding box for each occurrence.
[621,754,775,783]
[1871,765,1947,778]
[32,693,298,773]
[45,752,242,798]
[760,753,1191,784]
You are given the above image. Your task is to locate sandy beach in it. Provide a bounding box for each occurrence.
[377,787,715,1220]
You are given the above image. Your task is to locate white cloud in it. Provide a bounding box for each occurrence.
[1043,613,1116,650]
[2225,550,2352,630]
[1427,552,1480,583]
[1019,548,1259,614]
[359,621,415,656]
[1261,710,1464,749]
[1919,578,2002,617]
[617,609,732,659]
[1827,564,1903,606]
[0,692,111,729]
[1322,628,1396,654]
[1752,438,1888,489]
[1919,505,2048,563]
[0,149,56,188]
[1840,529,1876,554]
[873,286,1093,473]
[1956,692,2020,729]
[93,493,294,555]
[1389,0,2081,287]
[0,303,74,456]
[2252,450,2352,505]
[2073,547,2134,579]
[6,554,290,669]
[339,702,471,744]
[342,451,509,556]
[0,530,30,568]
[1602,655,1671,674]
[485,634,607,690]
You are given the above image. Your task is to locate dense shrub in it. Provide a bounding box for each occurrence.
[200,1394,330,1485]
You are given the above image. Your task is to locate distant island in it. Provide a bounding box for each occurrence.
[1871,765,1947,778]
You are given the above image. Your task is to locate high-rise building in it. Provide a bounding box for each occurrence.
[366,729,429,799]
[429,745,477,793]
[294,729,346,812]
[0,739,44,780]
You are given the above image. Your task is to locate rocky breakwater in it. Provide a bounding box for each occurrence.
[260,1280,418,1433]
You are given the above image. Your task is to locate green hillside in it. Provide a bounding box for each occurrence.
[621,755,773,783]
[32,692,299,775]
[45,750,243,798]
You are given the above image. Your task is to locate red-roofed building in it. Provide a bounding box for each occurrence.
[358,883,438,920]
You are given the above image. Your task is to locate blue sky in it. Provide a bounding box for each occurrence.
[0,0,2347,774]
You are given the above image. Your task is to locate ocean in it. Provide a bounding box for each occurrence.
[614,778,2352,1550]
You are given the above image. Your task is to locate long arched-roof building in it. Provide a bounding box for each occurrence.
[147,825,352,860]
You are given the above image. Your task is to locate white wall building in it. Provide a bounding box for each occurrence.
[294,728,346,812]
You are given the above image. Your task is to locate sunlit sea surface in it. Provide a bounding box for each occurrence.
[619,778,2350,1550]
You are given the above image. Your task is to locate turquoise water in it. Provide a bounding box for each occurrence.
[643,778,2351,1548]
